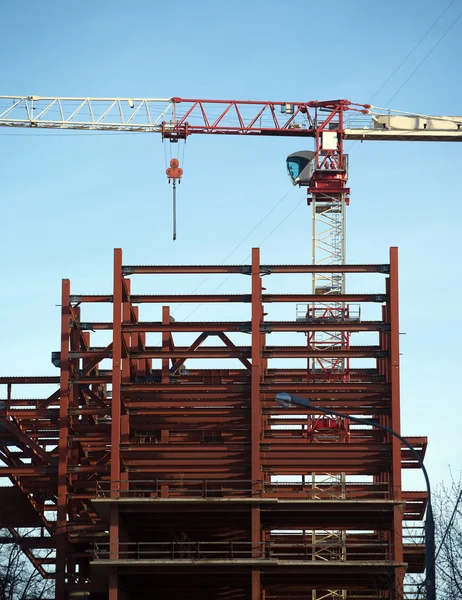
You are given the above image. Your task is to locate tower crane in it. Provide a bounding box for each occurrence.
[2,94,461,383]
[1,95,461,600]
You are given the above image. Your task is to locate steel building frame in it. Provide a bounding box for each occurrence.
[0,247,427,599]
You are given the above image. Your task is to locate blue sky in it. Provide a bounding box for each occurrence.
[1,0,461,491]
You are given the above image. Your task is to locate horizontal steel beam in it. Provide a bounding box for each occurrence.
[0,376,60,384]
[122,264,390,275]
[124,346,386,359]
[0,536,55,549]
[121,382,388,393]
[69,293,387,304]
[78,321,389,333]
[0,466,56,474]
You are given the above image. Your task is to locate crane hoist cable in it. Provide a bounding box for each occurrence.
[165,157,183,240]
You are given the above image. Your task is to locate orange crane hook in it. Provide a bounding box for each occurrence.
[166,158,183,241]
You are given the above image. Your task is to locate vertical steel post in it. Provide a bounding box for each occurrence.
[56,279,70,600]
[111,248,123,498]
[162,306,170,383]
[110,249,123,576]
[251,248,262,481]
[122,278,131,384]
[389,247,404,599]
[161,305,171,458]
[251,248,262,597]
[109,567,119,600]
[252,569,261,600]
[68,307,80,585]
[389,248,402,498]
[120,279,131,493]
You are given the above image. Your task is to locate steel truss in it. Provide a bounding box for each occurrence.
[2,95,462,142]
[0,249,429,600]
[307,189,349,598]
[0,96,367,136]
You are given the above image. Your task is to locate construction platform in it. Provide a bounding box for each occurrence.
[0,247,427,599]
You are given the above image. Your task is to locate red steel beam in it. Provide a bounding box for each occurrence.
[69,293,387,304]
[0,420,49,463]
[77,320,389,332]
[0,376,60,384]
[125,346,385,359]
[121,383,388,392]
[122,264,389,275]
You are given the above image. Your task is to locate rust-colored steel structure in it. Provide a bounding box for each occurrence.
[0,247,427,599]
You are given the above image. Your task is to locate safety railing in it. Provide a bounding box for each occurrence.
[296,303,361,322]
[129,428,249,444]
[344,115,377,130]
[95,479,391,500]
[265,595,382,600]
[93,539,390,561]
[95,479,261,498]
[266,595,382,600]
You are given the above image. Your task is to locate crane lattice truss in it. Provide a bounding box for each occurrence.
[0,250,427,600]
[1,95,462,140]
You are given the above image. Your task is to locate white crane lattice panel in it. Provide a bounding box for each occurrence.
[308,194,348,381]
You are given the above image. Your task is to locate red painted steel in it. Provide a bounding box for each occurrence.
[160,98,370,140]
[0,249,427,599]
[55,279,70,598]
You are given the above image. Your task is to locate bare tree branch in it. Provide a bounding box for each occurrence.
[0,529,54,600]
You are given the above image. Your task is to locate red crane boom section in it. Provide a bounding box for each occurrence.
[162,98,371,139]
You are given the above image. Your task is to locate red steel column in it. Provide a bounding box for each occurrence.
[121,278,131,493]
[251,248,262,490]
[389,247,404,597]
[68,307,81,584]
[162,306,170,383]
[251,248,262,599]
[56,279,70,600]
[111,248,123,497]
[110,249,123,583]
[252,570,261,600]
[389,248,402,499]
[109,567,118,600]
[161,306,171,463]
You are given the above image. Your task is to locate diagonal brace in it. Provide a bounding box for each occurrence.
[217,332,252,371]
[169,332,209,374]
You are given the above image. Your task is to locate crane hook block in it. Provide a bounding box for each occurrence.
[166,158,183,184]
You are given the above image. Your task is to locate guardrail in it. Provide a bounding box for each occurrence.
[264,588,424,600]
[93,540,390,561]
[95,479,391,500]
[296,303,361,322]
